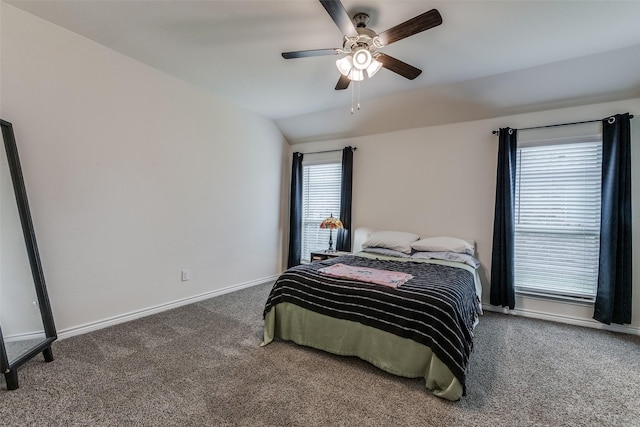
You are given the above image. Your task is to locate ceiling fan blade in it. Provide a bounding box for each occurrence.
[320,0,358,38]
[335,74,350,90]
[377,9,442,46]
[375,53,422,80]
[282,48,342,59]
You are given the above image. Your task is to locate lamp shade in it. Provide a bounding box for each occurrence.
[320,214,344,230]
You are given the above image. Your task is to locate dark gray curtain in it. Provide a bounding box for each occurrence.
[490,127,518,309]
[287,152,303,268]
[336,146,353,252]
[594,113,632,325]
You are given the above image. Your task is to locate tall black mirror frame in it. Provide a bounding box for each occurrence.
[0,119,56,390]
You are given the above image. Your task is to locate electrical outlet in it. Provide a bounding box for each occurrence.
[181,269,190,281]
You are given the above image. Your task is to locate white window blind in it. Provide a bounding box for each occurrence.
[301,161,342,262]
[514,137,602,301]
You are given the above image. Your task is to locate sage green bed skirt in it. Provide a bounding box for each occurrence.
[262,302,463,401]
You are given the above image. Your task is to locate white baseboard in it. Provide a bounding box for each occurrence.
[57,275,278,340]
[482,304,640,336]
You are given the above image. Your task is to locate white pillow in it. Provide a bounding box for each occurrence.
[411,251,480,268]
[361,231,420,254]
[411,236,475,255]
[361,247,413,258]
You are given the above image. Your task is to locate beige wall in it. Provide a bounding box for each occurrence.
[294,98,640,334]
[0,4,287,334]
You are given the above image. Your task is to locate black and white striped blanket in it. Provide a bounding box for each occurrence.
[263,255,478,392]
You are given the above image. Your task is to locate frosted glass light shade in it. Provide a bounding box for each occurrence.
[352,49,372,70]
[335,56,353,77]
[348,68,364,81]
[366,59,382,78]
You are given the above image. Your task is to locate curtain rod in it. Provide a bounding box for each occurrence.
[491,115,634,135]
[296,147,357,155]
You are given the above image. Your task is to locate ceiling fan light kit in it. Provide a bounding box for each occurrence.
[336,49,381,82]
[282,0,443,93]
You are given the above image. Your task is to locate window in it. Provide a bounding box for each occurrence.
[301,155,342,263]
[514,132,602,301]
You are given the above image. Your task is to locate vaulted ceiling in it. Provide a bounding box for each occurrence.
[7,0,640,143]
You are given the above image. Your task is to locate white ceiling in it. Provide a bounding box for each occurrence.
[7,0,640,143]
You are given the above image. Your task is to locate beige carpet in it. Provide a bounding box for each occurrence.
[0,282,638,426]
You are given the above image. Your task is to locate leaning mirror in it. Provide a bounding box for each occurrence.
[0,119,56,390]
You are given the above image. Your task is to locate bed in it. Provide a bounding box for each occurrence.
[262,230,482,401]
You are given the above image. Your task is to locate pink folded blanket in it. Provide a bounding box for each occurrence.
[318,263,413,288]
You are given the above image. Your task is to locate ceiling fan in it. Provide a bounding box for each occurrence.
[282,0,443,90]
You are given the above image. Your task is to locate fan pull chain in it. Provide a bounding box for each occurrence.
[351,83,354,114]
[350,81,362,115]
